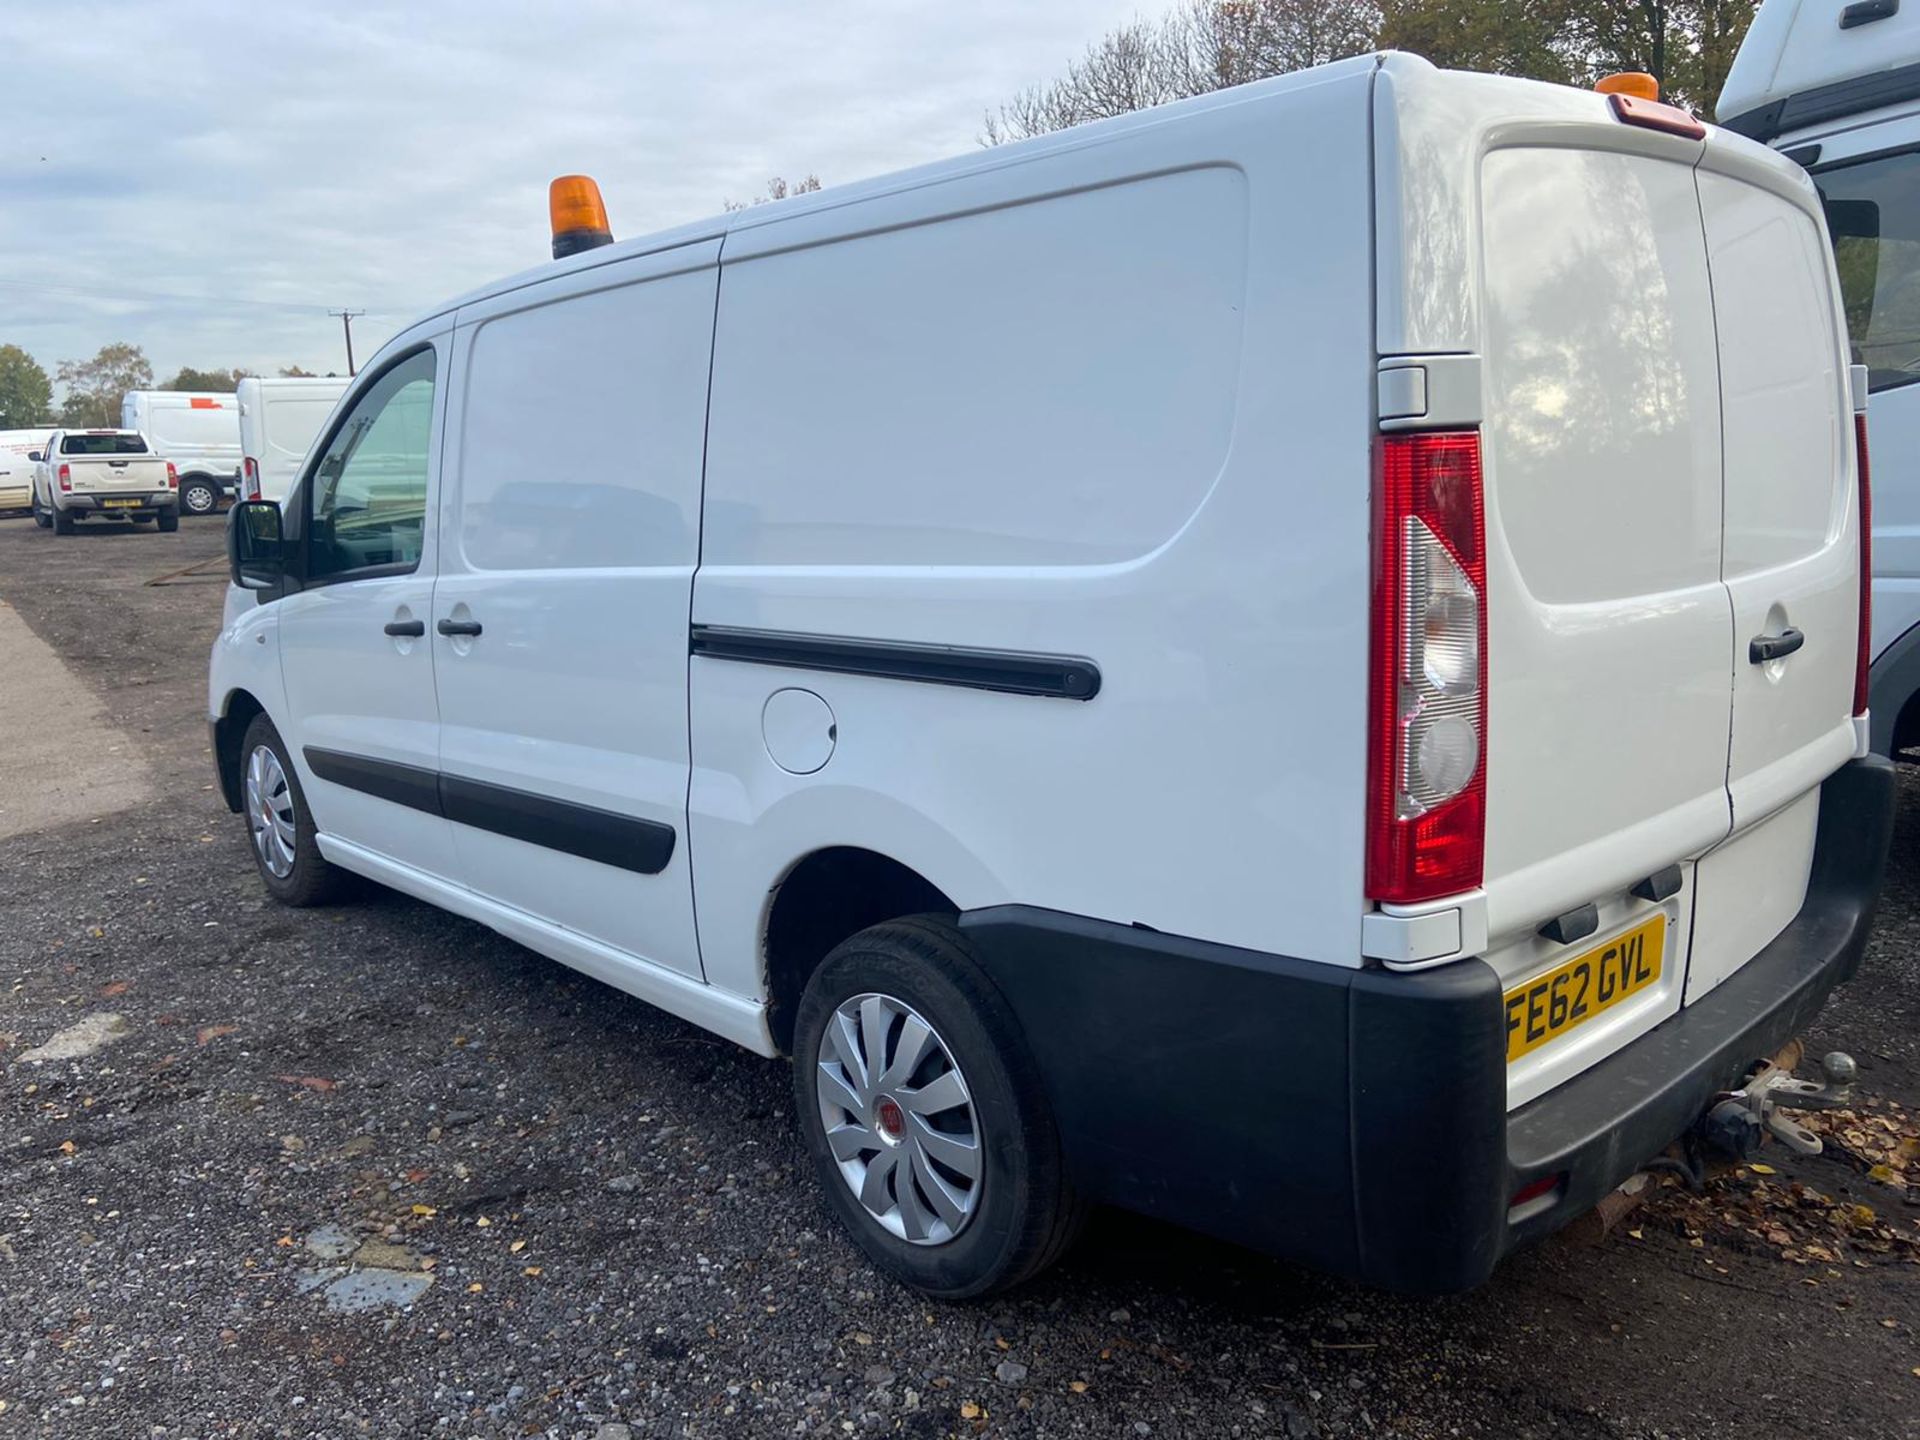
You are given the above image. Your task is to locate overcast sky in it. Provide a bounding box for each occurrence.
[0,1,1141,388]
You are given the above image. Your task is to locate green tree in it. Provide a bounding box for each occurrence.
[0,344,53,430]
[162,365,251,392]
[56,343,153,429]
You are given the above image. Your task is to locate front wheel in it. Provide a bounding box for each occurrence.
[29,492,50,528]
[792,916,1082,1298]
[179,477,219,515]
[241,714,345,906]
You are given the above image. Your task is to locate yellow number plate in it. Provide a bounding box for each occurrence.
[100,498,140,508]
[1504,913,1666,1063]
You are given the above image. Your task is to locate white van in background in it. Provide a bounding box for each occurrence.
[0,429,45,511]
[1722,0,1920,755]
[210,53,1890,1298]
[121,391,242,518]
[236,376,349,503]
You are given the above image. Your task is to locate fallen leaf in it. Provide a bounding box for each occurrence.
[1069,1381,1088,1394]
[995,1337,1010,1351]
[1627,1228,1643,1240]
[98,981,129,998]
[411,1205,437,1217]
[522,1266,542,1277]
[1869,1164,1896,1183]
[475,1216,490,1228]
[959,1403,981,1420]
[853,1332,873,1346]
[274,1236,294,1247]
[273,1075,337,1092]
[509,1239,526,1254]
[467,1282,483,1293]
[58,1140,75,1155]
[1749,1163,1777,1175]
[196,1024,237,1046]
[404,1167,429,1183]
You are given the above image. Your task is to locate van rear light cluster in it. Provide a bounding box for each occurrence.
[56,463,71,492]
[166,461,179,489]
[1854,412,1872,717]
[1367,431,1487,904]
[243,456,260,500]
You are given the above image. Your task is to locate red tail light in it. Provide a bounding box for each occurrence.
[57,463,71,492]
[243,456,260,500]
[1854,411,1871,717]
[166,461,179,489]
[1368,431,1487,904]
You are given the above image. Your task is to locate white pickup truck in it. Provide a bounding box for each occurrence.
[30,429,181,533]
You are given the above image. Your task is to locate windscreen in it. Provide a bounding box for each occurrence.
[1814,149,1920,393]
[61,433,149,455]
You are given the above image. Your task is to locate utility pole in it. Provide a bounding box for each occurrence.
[328,309,366,376]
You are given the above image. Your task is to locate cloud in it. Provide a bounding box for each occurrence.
[0,0,1140,385]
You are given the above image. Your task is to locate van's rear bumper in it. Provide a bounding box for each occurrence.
[961,755,1895,1293]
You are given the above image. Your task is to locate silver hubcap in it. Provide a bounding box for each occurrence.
[185,485,214,512]
[245,744,297,878]
[816,993,982,1245]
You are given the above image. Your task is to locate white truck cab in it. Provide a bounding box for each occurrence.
[32,429,180,532]
[209,52,1892,1297]
[1722,0,1920,755]
[236,376,350,503]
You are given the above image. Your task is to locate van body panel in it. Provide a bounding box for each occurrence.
[121,390,241,478]
[237,376,350,503]
[434,241,720,983]
[1695,155,1862,831]
[1475,144,1732,958]
[692,69,1378,975]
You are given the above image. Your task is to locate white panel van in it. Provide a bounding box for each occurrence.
[0,429,44,511]
[235,376,351,504]
[208,53,1892,1297]
[121,390,241,517]
[1722,0,1920,755]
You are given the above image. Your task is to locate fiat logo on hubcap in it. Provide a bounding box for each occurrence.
[875,1096,906,1144]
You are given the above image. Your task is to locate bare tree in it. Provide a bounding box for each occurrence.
[723,174,824,212]
[984,0,1382,144]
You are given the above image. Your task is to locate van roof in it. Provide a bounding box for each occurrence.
[416,50,1392,327]
[1718,0,1920,140]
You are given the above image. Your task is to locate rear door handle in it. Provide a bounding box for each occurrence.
[437,618,483,637]
[1749,627,1805,664]
[384,619,425,638]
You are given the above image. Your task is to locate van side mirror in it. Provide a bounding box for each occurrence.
[27,451,41,463]
[228,499,286,591]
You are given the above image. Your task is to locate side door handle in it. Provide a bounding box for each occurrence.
[384,619,426,638]
[437,618,483,638]
[1749,627,1805,664]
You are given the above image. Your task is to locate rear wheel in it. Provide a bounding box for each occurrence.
[792,916,1082,1298]
[241,713,345,907]
[156,509,179,533]
[179,477,219,515]
[51,506,75,535]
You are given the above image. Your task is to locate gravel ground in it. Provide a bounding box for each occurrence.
[0,513,1916,1440]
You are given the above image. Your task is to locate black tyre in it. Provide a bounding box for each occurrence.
[792,915,1082,1299]
[239,713,345,907]
[180,477,219,515]
[52,506,75,534]
[156,509,180,533]
[29,492,50,528]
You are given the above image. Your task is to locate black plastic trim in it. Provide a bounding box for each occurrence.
[299,746,675,875]
[1841,0,1898,29]
[1631,863,1684,903]
[690,624,1101,700]
[959,756,1893,1293]
[439,774,674,875]
[304,747,443,816]
[1538,903,1600,946]
[1720,59,1920,141]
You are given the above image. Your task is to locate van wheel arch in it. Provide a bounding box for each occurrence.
[213,690,267,813]
[763,847,957,1056]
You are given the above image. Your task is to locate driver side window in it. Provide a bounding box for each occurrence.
[308,349,437,580]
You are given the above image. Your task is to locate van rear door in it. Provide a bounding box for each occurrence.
[1684,146,1861,1002]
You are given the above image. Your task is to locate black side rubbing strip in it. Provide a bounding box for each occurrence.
[689,625,1101,701]
[439,774,675,875]
[302,748,675,875]
[304,747,443,816]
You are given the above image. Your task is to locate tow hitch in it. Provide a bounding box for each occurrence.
[1699,1049,1858,1159]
